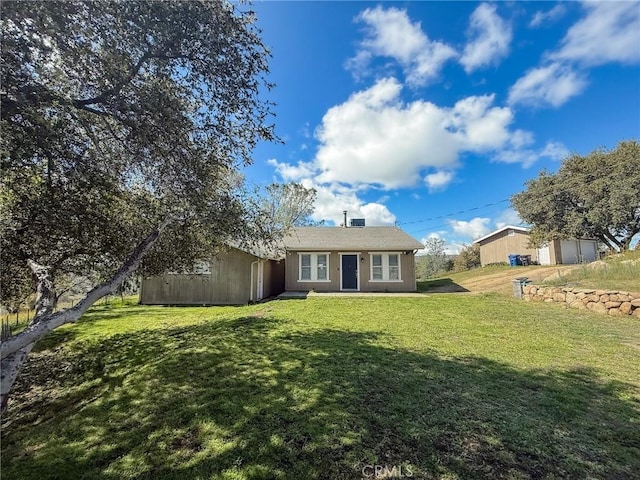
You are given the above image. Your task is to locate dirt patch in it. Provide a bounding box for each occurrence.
[441,265,580,295]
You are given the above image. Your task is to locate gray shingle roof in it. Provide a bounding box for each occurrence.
[283,226,424,251]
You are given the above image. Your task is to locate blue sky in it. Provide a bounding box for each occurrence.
[245,1,640,252]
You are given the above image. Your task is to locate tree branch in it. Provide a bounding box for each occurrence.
[27,259,56,320]
[603,231,624,251]
[73,52,151,107]
[1,217,172,361]
[0,343,35,415]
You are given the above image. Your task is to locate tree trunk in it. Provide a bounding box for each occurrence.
[0,219,171,416]
[602,231,624,251]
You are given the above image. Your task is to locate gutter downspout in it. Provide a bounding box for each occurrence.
[250,261,258,302]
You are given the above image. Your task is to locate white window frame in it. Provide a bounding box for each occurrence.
[297,252,331,282]
[369,252,402,282]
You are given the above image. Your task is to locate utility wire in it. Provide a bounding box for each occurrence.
[398,173,627,233]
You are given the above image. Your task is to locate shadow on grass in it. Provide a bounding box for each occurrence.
[2,315,638,479]
[418,279,470,293]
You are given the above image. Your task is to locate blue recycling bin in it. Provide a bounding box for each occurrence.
[508,254,519,266]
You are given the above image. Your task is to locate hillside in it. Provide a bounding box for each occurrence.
[422,250,640,295]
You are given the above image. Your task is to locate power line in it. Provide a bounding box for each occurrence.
[398,199,510,226]
[398,173,628,233]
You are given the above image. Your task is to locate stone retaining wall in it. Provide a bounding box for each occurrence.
[522,285,640,318]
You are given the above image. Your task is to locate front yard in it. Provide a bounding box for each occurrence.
[2,294,639,479]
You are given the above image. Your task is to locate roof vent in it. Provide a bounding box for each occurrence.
[350,218,365,227]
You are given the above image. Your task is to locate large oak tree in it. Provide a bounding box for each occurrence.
[0,0,302,412]
[511,140,640,251]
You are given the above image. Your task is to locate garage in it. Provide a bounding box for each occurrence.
[559,239,598,264]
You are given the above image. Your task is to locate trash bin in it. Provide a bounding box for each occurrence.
[520,255,531,266]
[508,254,520,266]
[512,277,530,299]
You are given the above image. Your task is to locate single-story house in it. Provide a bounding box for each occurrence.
[282,224,424,292]
[139,245,284,305]
[473,225,598,266]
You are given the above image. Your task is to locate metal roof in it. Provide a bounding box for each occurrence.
[283,226,424,251]
[473,225,530,244]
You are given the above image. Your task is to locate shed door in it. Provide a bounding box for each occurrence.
[537,244,551,265]
[578,240,597,263]
[341,255,358,290]
[560,240,579,264]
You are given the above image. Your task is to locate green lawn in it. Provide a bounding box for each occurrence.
[2,295,639,479]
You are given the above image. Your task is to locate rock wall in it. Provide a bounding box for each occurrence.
[522,285,640,317]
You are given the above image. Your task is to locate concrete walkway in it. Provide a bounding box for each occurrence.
[277,290,428,299]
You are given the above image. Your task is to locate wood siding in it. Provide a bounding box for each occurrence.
[140,248,284,305]
[477,230,538,266]
[285,250,417,292]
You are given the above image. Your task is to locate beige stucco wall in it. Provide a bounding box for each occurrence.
[478,230,538,266]
[140,248,283,305]
[285,250,417,292]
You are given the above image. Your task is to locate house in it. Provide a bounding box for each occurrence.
[473,225,598,266]
[282,223,424,292]
[139,245,284,305]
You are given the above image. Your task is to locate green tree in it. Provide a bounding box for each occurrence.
[0,0,293,412]
[511,140,640,251]
[453,243,481,272]
[417,237,451,279]
[259,183,318,234]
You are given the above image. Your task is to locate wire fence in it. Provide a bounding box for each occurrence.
[0,294,135,340]
[0,299,80,340]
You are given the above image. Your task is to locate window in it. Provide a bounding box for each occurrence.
[372,254,383,280]
[369,253,401,281]
[388,254,399,280]
[508,229,515,237]
[298,253,330,282]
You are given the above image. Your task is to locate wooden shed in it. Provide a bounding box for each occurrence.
[474,225,598,266]
[139,246,284,305]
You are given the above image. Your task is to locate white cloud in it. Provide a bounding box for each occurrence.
[511,1,639,110]
[424,171,455,192]
[348,6,457,86]
[494,140,569,167]
[267,159,316,181]
[446,94,514,151]
[540,141,569,160]
[418,233,464,255]
[299,179,396,226]
[460,3,512,73]
[508,62,587,108]
[448,217,492,240]
[551,1,640,66]
[269,77,564,225]
[315,78,525,188]
[494,208,524,229]
[529,4,566,28]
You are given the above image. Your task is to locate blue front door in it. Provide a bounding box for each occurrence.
[341,255,358,290]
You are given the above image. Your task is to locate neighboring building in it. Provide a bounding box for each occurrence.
[282,224,424,292]
[139,245,284,305]
[474,225,598,266]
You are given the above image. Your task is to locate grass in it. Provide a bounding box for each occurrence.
[2,295,639,479]
[542,250,640,291]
